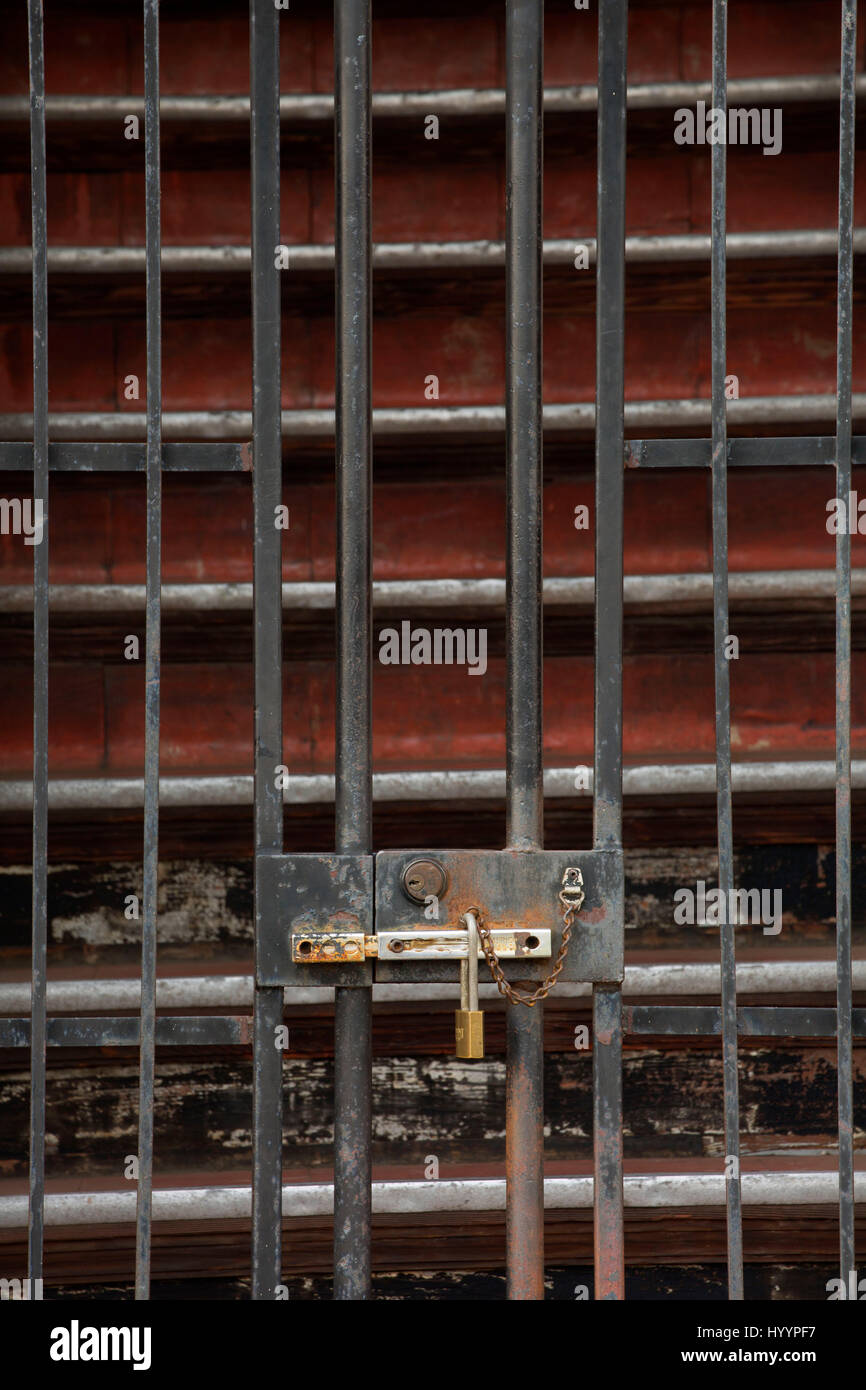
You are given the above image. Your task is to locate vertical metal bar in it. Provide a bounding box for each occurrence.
[835,0,857,1291]
[26,0,48,1301]
[250,0,284,1302]
[333,0,373,1301]
[134,0,161,1302]
[505,1000,545,1299]
[592,0,627,1301]
[710,0,743,1303]
[504,0,545,1301]
[592,984,623,1298]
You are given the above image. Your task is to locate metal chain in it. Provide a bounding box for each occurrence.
[473,868,585,1008]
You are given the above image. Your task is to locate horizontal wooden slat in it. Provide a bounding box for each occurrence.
[3,470,856,585]
[1,1206,864,1285]
[0,846,863,963]
[0,153,864,253]
[1,1045,863,1179]
[30,1263,855,1301]
[0,306,859,409]
[0,653,864,776]
[0,1,855,105]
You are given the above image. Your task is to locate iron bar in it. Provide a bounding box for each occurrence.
[593,0,627,853]
[0,442,248,471]
[627,435,866,468]
[625,1006,866,1037]
[5,393,866,442]
[592,985,624,1298]
[134,0,162,1303]
[505,0,544,858]
[2,1171,863,1231]
[4,429,866,473]
[709,0,743,1302]
[835,0,858,1292]
[0,75,860,125]
[5,756,866,813]
[505,1001,545,1297]
[4,568,866,616]
[3,959,865,1014]
[26,0,48,1304]
[2,1172,866,1233]
[504,0,545,1302]
[249,0,284,1303]
[592,0,628,1303]
[4,228,863,278]
[0,1016,253,1047]
[333,0,373,1302]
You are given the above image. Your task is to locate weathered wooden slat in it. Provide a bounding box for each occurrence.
[0,304,860,408]
[0,257,860,324]
[1,1207,863,1286]
[36,1263,847,1302]
[4,606,866,665]
[0,846,861,964]
[1,1046,862,1179]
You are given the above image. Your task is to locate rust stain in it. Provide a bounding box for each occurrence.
[624,442,641,468]
[387,937,442,953]
[580,906,607,925]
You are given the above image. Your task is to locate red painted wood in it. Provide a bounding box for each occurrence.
[0,303,856,413]
[1,468,859,585]
[0,667,103,774]
[1,652,864,777]
[2,146,864,247]
[0,3,858,98]
[0,0,862,791]
[678,0,861,80]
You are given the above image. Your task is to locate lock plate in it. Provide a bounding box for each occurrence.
[256,852,374,987]
[374,848,623,985]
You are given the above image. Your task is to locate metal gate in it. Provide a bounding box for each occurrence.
[7,0,859,1302]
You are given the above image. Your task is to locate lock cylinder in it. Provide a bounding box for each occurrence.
[455,910,485,1059]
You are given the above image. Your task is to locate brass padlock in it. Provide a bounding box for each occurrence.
[455,911,484,1059]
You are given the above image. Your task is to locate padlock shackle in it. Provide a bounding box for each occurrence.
[461,910,480,1011]
[455,909,485,1060]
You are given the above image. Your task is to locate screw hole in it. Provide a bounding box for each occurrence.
[297,940,312,956]
[525,935,540,950]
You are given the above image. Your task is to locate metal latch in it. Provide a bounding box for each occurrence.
[291,926,552,964]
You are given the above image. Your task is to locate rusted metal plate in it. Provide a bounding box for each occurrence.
[290,931,368,964]
[255,853,374,987]
[374,849,623,985]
